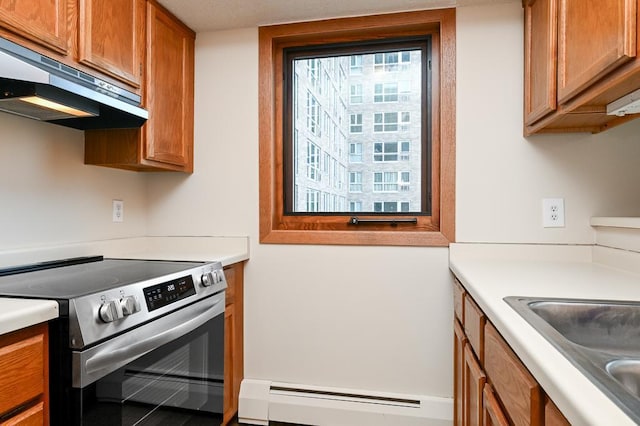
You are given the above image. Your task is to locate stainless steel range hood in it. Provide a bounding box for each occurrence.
[0,36,148,130]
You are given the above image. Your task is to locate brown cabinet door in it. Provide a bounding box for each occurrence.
[463,344,486,426]
[484,323,543,425]
[524,0,557,125]
[454,320,467,426]
[557,0,637,103]
[483,384,509,426]
[544,397,570,426]
[78,0,145,88]
[144,1,194,170]
[0,0,68,54]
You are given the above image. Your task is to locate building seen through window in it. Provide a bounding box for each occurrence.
[288,44,427,214]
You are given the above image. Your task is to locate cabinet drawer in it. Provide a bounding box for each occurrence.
[1,401,44,426]
[484,323,542,425]
[0,328,45,417]
[453,279,465,323]
[464,295,485,364]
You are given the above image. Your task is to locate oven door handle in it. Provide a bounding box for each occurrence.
[75,294,224,387]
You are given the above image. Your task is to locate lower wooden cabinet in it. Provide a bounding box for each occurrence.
[463,344,486,426]
[223,262,244,425]
[453,278,566,426]
[483,384,509,426]
[0,323,48,425]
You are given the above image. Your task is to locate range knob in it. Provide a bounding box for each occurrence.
[201,272,214,287]
[120,295,140,316]
[98,300,123,323]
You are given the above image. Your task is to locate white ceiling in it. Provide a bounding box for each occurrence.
[156,0,516,33]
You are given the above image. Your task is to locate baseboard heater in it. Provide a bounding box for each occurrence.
[239,379,452,426]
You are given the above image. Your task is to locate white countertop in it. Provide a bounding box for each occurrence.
[0,236,249,336]
[0,298,59,335]
[450,243,640,426]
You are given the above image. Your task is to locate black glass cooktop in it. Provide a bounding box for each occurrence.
[0,257,204,299]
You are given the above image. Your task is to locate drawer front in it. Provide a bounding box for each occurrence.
[453,279,465,323]
[464,295,485,364]
[0,331,45,416]
[484,323,542,426]
[1,401,44,426]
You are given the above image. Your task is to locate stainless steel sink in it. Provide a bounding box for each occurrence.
[505,297,640,423]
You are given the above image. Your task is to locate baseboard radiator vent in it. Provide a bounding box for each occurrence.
[238,379,453,426]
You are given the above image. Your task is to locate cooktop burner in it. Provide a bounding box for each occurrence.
[0,257,205,299]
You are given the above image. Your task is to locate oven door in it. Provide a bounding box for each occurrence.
[70,292,225,425]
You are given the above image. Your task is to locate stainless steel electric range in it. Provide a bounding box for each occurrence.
[0,255,226,425]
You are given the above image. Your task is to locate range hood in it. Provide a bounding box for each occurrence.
[0,36,148,130]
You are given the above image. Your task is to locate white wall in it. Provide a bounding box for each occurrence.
[0,113,148,250]
[456,3,640,244]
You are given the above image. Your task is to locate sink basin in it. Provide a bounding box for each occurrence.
[528,300,640,354]
[505,297,640,423]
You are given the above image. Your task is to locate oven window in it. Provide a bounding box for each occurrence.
[78,314,224,425]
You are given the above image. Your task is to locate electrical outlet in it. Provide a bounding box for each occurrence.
[542,198,565,228]
[112,199,124,223]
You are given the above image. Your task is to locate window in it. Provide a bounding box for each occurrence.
[259,10,456,246]
[350,84,363,104]
[373,112,398,132]
[350,55,363,74]
[349,143,362,163]
[306,141,320,181]
[400,141,410,160]
[374,83,398,103]
[349,172,362,192]
[350,114,363,133]
[306,91,319,135]
[374,201,410,212]
[373,142,399,162]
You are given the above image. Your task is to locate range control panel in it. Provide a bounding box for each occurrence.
[144,275,196,312]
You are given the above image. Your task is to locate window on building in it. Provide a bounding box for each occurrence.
[374,83,399,103]
[400,141,410,160]
[306,141,320,181]
[373,201,410,212]
[349,172,363,192]
[350,114,363,133]
[350,84,363,104]
[259,10,456,246]
[373,112,398,132]
[350,55,363,74]
[373,142,399,162]
[349,143,362,163]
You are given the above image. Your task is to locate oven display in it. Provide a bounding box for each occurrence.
[144,275,196,311]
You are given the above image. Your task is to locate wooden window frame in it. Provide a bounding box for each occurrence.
[259,9,456,246]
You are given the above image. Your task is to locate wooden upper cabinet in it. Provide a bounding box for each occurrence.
[144,1,194,169]
[524,0,557,125]
[557,0,637,104]
[84,1,195,172]
[77,0,145,88]
[0,0,69,54]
